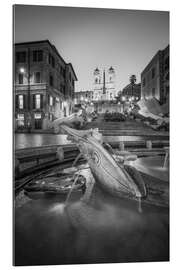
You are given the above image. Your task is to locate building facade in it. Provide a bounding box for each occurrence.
[141,45,169,105]
[74,91,93,104]
[93,67,117,101]
[14,40,77,131]
[122,83,141,101]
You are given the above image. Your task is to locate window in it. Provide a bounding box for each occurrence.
[152,88,156,97]
[142,77,146,87]
[49,114,53,121]
[60,66,64,76]
[52,56,55,68]
[48,53,55,68]
[17,114,24,127]
[33,94,43,109]
[34,113,41,119]
[152,68,155,79]
[16,51,26,63]
[34,113,42,129]
[72,80,74,88]
[33,50,43,62]
[18,73,24,84]
[49,96,53,106]
[35,94,41,109]
[165,56,169,71]
[34,72,41,83]
[49,75,53,86]
[19,95,24,109]
[95,78,98,83]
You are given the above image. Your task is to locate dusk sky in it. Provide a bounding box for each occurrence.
[14,5,169,92]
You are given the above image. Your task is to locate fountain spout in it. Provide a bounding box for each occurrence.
[163,147,169,169]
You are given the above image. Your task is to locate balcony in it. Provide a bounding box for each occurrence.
[15,83,47,91]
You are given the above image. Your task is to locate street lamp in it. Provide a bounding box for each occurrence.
[121,96,126,102]
[19,67,25,73]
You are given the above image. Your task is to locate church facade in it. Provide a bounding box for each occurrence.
[93,67,116,101]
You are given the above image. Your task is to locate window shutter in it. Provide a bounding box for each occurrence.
[15,95,19,109]
[40,94,43,109]
[23,95,26,109]
[33,95,35,109]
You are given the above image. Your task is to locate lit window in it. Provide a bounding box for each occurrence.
[35,94,41,109]
[49,96,53,106]
[17,114,24,127]
[34,113,41,119]
[19,95,24,109]
[49,114,53,121]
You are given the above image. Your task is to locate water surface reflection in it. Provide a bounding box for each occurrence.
[15,163,169,265]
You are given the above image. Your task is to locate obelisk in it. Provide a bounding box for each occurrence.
[102,69,106,99]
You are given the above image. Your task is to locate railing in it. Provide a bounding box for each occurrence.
[15,140,169,179]
[15,83,47,91]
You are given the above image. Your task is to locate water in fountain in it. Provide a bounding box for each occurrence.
[138,197,142,213]
[65,171,81,204]
[163,151,169,169]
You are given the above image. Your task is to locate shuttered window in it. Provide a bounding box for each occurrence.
[49,75,54,86]
[18,73,24,84]
[34,72,41,83]
[15,95,19,109]
[16,51,26,63]
[33,50,43,62]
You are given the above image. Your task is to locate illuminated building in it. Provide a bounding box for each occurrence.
[14,40,77,131]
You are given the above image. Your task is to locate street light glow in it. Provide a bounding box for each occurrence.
[20,67,25,73]
[122,96,126,101]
